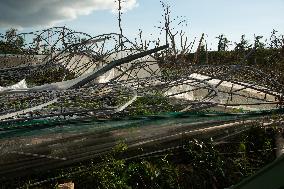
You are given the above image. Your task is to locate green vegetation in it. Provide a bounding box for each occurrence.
[0,28,25,54]
[0,67,75,87]
[125,95,176,116]
[26,67,76,86]
[160,31,284,80]
[1,126,276,189]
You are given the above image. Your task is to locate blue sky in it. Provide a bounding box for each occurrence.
[0,0,283,50]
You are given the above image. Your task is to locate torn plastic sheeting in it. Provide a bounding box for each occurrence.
[0,79,28,93]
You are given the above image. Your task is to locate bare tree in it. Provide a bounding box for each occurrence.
[117,0,123,50]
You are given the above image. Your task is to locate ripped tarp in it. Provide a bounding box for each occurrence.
[0,45,168,93]
[0,79,28,92]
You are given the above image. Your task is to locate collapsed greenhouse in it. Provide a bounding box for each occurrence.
[0,27,284,187]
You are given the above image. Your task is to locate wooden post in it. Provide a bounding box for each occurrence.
[193,33,204,64]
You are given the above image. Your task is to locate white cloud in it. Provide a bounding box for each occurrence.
[0,0,138,28]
